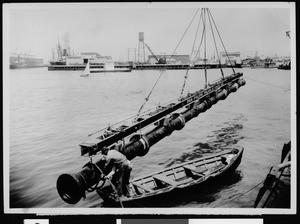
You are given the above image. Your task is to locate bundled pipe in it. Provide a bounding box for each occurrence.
[57,78,245,204]
[122,78,246,160]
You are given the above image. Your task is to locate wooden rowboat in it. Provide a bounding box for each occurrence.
[97,146,244,206]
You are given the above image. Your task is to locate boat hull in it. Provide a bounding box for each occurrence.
[97,146,244,207]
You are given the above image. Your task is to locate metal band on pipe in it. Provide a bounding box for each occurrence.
[178,114,186,128]
[139,136,150,152]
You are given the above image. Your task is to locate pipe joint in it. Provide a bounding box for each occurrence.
[138,135,150,156]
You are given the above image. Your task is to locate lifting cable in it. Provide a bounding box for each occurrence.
[86,91,191,140]
[86,164,106,192]
[180,9,204,97]
[181,8,237,94]
[204,8,208,87]
[191,10,203,63]
[136,8,200,117]
[207,9,224,78]
[87,114,138,137]
[244,76,290,91]
[214,159,290,208]
[207,9,236,74]
[92,161,124,208]
[191,15,206,66]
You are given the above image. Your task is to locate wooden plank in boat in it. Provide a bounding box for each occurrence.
[194,157,222,167]
[176,177,196,185]
[183,164,208,177]
[153,174,177,187]
[131,182,152,194]
[131,150,237,183]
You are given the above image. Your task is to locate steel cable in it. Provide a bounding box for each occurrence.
[136,8,200,116]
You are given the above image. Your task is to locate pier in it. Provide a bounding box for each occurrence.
[47,63,227,71]
[128,63,226,70]
[254,141,291,208]
[48,64,103,71]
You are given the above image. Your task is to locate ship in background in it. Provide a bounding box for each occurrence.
[9,52,44,69]
[48,38,131,72]
[49,39,71,65]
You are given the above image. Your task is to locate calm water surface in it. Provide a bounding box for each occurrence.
[8,67,291,208]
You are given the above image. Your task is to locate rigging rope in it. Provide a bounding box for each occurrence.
[87,90,196,140]
[204,8,208,87]
[191,21,206,65]
[86,162,106,192]
[180,70,190,98]
[136,8,200,117]
[212,178,265,207]
[88,8,243,140]
[207,9,224,78]
[87,113,138,137]
[207,9,236,74]
[190,10,203,63]
[180,9,204,97]
[191,28,205,67]
[93,162,124,208]
[244,76,290,91]
[106,177,124,208]
[181,8,238,95]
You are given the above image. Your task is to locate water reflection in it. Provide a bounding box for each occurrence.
[8,68,290,209]
[165,114,246,167]
[177,171,244,207]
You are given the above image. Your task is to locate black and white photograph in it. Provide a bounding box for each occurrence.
[3,2,296,215]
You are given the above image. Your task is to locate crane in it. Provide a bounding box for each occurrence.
[144,43,166,64]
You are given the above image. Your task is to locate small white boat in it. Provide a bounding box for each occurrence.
[80,61,90,77]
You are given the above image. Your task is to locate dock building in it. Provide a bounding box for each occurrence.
[220,52,241,65]
[66,52,112,65]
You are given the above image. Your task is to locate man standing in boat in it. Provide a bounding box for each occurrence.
[102,143,132,198]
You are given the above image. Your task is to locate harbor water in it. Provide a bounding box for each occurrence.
[8,67,291,208]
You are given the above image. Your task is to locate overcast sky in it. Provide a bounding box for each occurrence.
[4,2,293,62]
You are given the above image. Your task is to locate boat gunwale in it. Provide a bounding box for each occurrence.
[116,146,244,202]
[131,146,243,182]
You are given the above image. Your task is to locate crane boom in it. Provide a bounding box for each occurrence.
[145,43,159,62]
[145,43,166,64]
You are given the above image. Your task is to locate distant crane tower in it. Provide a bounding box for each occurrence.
[137,32,146,63]
[127,48,137,63]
